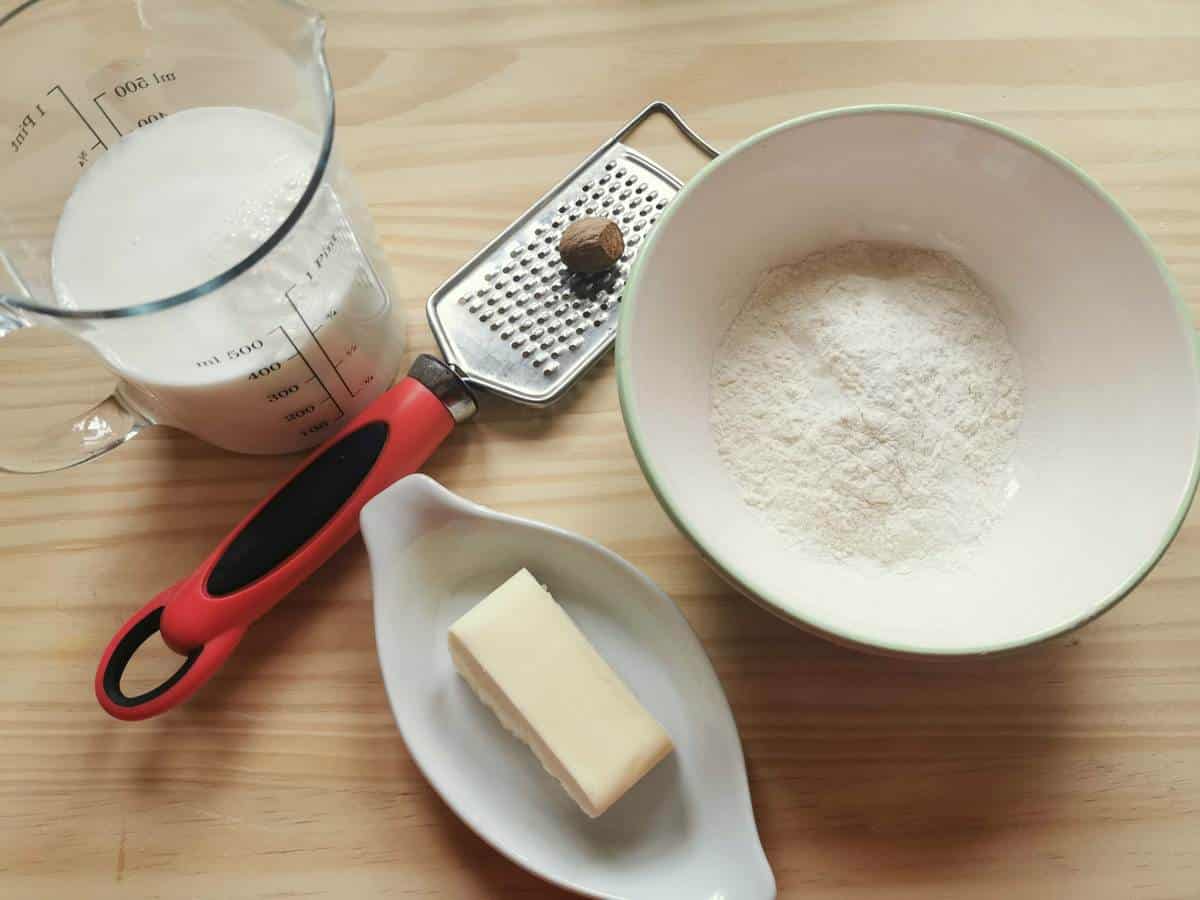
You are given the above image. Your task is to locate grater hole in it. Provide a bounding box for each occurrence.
[591,190,603,200]
[625,176,636,186]
[500,327,514,339]
[611,205,624,216]
[628,235,640,245]
[582,181,593,191]
[615,167,626,178]
[647,190,658,201]
[568,212,580,221]
[622,214,633,224]
[656,200,667,209]
[604,161,616,171]
[523,348,534,358]
[633,221,645,231]
[619,189,631,200]
[585,206,595,215]
[551,217,563,228]
[537,250,547,259]
[534,226,544,236]
[557,204,568,214]
[468,301,482,313]
[599,174,611,185]
[635,183,646,194]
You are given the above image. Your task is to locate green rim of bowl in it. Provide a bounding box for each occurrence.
[616,103,1200,657]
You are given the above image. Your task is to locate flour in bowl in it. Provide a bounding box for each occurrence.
[710,241,1024,565]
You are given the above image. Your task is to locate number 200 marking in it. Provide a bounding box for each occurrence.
[285,405,316,422]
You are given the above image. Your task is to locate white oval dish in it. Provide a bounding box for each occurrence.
[361,474,775,900]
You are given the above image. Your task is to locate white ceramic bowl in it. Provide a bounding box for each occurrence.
[617,105,1200,656]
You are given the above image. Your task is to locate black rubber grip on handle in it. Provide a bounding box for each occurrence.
[205,421,390,596]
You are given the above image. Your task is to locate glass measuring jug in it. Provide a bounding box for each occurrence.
[0,0,405,473]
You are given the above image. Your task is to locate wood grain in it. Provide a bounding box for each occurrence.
[3,1,1200,897]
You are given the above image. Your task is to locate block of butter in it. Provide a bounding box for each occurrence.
[448,569,674,818]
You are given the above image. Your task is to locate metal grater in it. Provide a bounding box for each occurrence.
[427,101,717,407]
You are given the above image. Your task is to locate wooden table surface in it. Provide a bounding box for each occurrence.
[4,1,1200,897]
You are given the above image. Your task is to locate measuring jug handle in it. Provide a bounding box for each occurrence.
[0,305,150,473]
[95,355,477,721]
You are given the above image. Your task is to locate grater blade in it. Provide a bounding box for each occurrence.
[426,102,717,407]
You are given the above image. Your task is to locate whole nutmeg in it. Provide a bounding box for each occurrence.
[558,217,624,274]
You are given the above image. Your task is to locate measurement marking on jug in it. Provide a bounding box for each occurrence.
[272,325,344,421]
[91,93,122,138]
[46,85,107,152]
[111,72,176,98]
[267,384,300,403]
[9,103,45,153]
[244,361,281,377]
[197,338,267,370]
[284,287,359,398]
[284,404,317,422]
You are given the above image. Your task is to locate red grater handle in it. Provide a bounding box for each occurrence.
[96,356,475,721]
